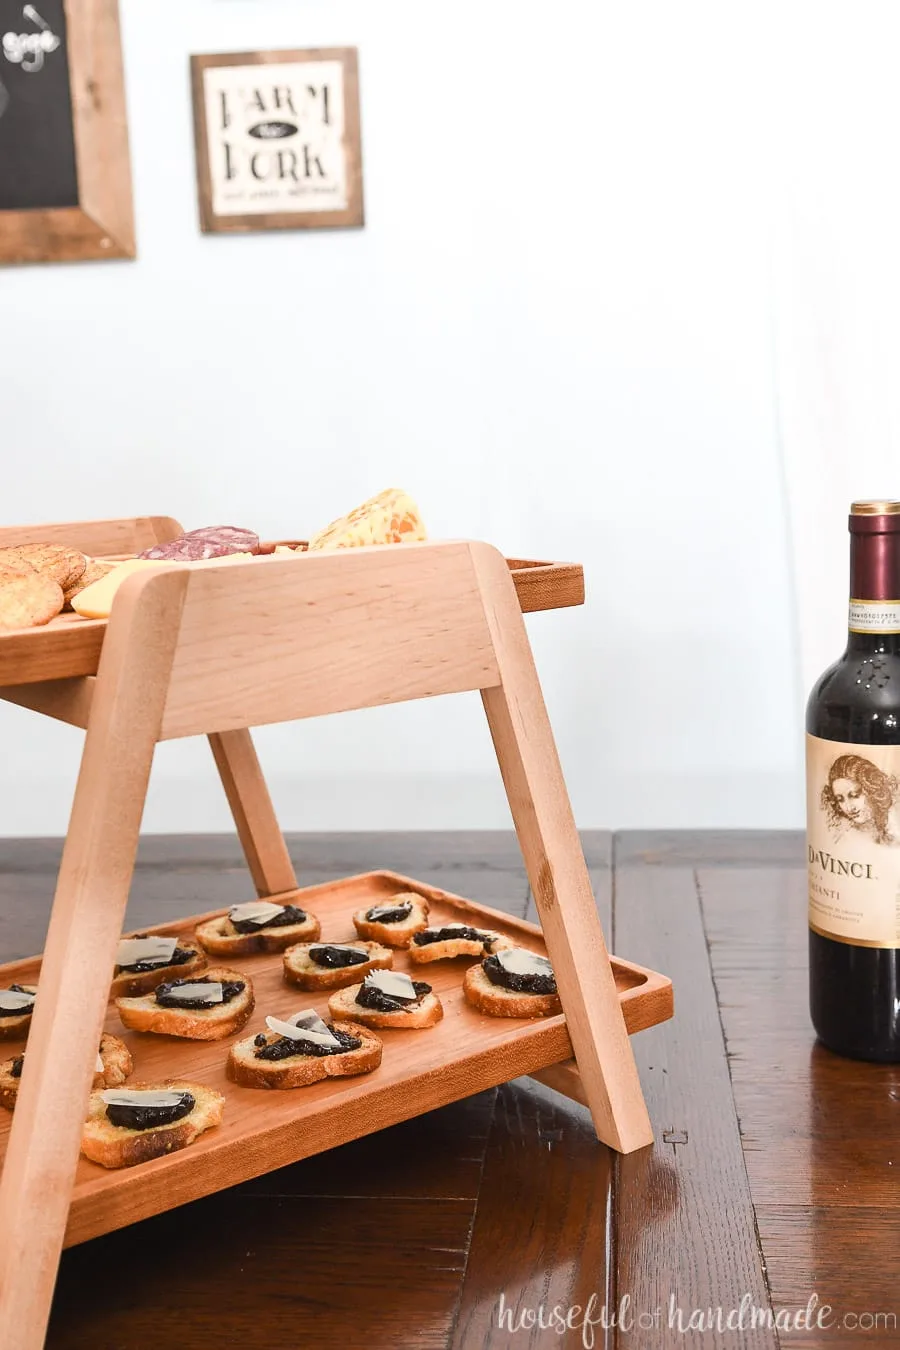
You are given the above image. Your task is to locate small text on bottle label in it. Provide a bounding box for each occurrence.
[849,600,900,633]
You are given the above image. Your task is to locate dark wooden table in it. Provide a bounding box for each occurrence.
[0,831,897,1349]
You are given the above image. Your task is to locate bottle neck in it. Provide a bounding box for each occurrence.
[847,517,900,654]
[846,630,900,655]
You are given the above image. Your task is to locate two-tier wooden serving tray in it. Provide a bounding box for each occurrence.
[0,516,672,1350]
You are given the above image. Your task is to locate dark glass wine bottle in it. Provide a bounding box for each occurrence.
[807,500,900,1061]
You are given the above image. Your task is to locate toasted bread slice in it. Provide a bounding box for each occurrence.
[282,941,392,991]
[227,1019,382,1089]
[328,982,443,1030]
[194,902,321,957]
[0,984,37,1040]
[115,967,255,1040]
[0,1058,21,1111]
[111,947,207,998]
[463,961,562,1018]
[407,925,514,965]
[81,1080,224,1169]
[0,1032,133,1111]
[94,1033,134,1088]
[352,893,429,948]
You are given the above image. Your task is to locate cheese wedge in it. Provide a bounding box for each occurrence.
[71,560,177,620]
[308,489,426,551]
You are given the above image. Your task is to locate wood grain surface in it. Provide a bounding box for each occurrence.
[698,858,900,1347]
[501,558,585,613]
[612,855,776,1350]
[207,728,299,896]
[0,0,135,263]
[0,542,584,691]
[0,563,187,1350]
[454,849,617,1348]
[0,870,668,1250]
[474,543,652,1153]
[156,543,502,738]
[0,519,644,1348]
[0,516,181,690]
[190,48,364,235]
[0,829,894,1348]
[0,516,182,554]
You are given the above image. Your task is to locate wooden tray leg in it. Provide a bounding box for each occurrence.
[473,545,653,1154]
[0,570,188,1350]
[529,1060,589,1107]
[208,729,298,896]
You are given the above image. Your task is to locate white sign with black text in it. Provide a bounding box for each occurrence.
[202,60,347,217]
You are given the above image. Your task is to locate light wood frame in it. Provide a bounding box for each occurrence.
[0,521,653,1348]
[190,47,364,235]
[0,0,135,264]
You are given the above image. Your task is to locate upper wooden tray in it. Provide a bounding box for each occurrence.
[0,554,583,689]
[0,870,670,1248]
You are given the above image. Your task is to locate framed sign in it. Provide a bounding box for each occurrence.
[190,47,364,234]
[0,0,134,263]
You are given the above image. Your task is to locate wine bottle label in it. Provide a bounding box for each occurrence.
[848,599,900,633]
[807,734,900,948]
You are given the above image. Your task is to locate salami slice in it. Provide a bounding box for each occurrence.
[139,526,260,561]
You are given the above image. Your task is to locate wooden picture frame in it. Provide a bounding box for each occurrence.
[190,47,364,235]
[0,0,135,264]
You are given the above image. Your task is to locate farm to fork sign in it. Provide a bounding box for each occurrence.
[191,48,364,234]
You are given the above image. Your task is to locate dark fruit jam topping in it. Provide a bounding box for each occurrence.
[253,1027,361,1060]
[0,985,34,1018]
[483,954,557,996]
[231,904,307,934]
[154,978,245,1010]
[413,926,491,947]
[106,1092,195,1131]
[356,980,431,1013]
[309,945,370,969]
[10,1056,23,1079]
[116,946,196,975]
[365,902,412,924]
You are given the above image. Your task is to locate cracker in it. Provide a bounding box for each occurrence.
[0,556,38,581]
[0,545,86,590]
[0,574,65,630]
[58,552,88,589]
[63,558,115,608]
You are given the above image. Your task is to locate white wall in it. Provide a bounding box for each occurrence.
[772,2,900,697]
[0,1,805,836]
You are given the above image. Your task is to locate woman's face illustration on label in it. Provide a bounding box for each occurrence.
[831,776,873,828]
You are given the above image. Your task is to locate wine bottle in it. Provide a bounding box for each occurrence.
[807,500,900,1061]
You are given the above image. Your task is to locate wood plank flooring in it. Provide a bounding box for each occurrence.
[697,854,900,1348]
[0,830,895,1348]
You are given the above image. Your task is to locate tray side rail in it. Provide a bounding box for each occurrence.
[153,540,502,739]
[0,515,183,556]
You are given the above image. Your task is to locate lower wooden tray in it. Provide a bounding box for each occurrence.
[0,871,672,1248]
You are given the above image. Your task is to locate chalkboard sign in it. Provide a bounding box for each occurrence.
[0,0,134,263]
[0,0,79,211]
